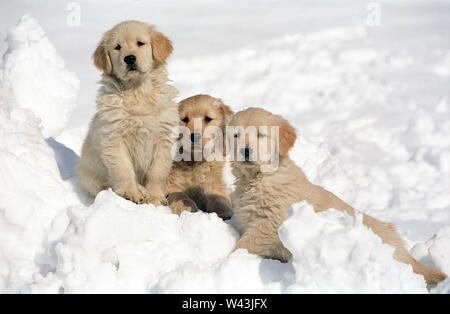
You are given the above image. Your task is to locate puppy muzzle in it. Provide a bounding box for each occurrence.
[240,147,253,162]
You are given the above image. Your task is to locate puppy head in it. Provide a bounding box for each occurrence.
[227,107,296,170]
[93,21,173,80]
[178,94,233,148]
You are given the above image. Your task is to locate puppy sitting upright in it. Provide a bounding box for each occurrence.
[77,21,178,205]
[167,94,233,219]
[228,107,447,285]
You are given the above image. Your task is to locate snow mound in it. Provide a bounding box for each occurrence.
[0,94,79,293]
[424,228,450,294]
[280,203,427,293]
[0,15,79,138]
[27,131,426,293]
[431,278,450,294]
[411,226,450,294]
[152,203,427,294]
[30,190,238,293]
[289,136,355,204]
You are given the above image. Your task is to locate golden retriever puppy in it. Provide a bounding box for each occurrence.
[228,107,447,284]
[77,21,178,205]
[167,94,233,219]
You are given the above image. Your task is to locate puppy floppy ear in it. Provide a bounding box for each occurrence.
[214,99,234,123]
[219,103,234,117]
[93,39,112,74]
[151,31,173,63]
[214,98,233,118]
[278,118,297,158]
[213,99,234,156]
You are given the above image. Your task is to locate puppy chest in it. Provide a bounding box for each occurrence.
[232,186,261,230]
[173,163,211,190]
[120,118,161,168]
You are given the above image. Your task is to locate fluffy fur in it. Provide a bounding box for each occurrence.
[77,21,178,205]
[229,107,447,285]
[167,94,233,219]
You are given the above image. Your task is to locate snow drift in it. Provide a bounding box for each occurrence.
[0,16,449,293]
[0,15,79,138]
[0,74,79,293]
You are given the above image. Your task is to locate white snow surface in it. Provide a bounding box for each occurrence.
[0,15,78,138]
[0,1,449,294]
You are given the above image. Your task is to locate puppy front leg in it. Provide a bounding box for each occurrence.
[204,174,233,220]
[103,142,147,203]
[206,194,233,220]
[234,219,292,262]
[145,138,173,206]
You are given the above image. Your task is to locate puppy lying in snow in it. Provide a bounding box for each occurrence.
[167,94,233,220]
[78,21,178,205]
[228,107,447,284]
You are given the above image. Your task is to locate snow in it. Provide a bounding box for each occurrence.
[0,15,79,138]
[155,204,428,294]
[280,204,427,293]
[0,83,79,292]
[411,227,450,279]
[28,191,238,293]
[0,1,449,294]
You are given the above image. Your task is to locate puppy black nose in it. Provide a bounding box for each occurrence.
[240,147,252,161]
[124,55,136,65]
[191,133,202,143]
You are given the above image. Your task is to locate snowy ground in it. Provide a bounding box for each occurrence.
[0,1,449,293]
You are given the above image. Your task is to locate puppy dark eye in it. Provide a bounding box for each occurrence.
[137,41,145,47]
[182,117,189,123]
[115,44,121,51]
[205,116,212,123]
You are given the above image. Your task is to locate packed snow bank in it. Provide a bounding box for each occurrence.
[29,195,430,294]
[289,137,355,204]
[24,135,432,294]
[155,203,427,294]
[28,133,438,294]
[29,190,238,293]
[431,278,450,294]
[411,226,450,294]
[280,203,427,293]
[0,15,79,138]
[0,92,79,293]
[0,15,80,293]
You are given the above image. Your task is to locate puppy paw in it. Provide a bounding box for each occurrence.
[116,183,147,204]
[144,193,168,206]
[145,182,169,206]
[170,203,192,216]
[208,198,233,220]
[167,192,199,216]
[213,204,233,220]
[136,183,149,204]
[171,200,199,216]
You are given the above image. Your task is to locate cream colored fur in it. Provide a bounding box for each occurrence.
[167,95,233,219]
[230,107,447,285]
[77,21,178,205]
[168,159,232,219]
